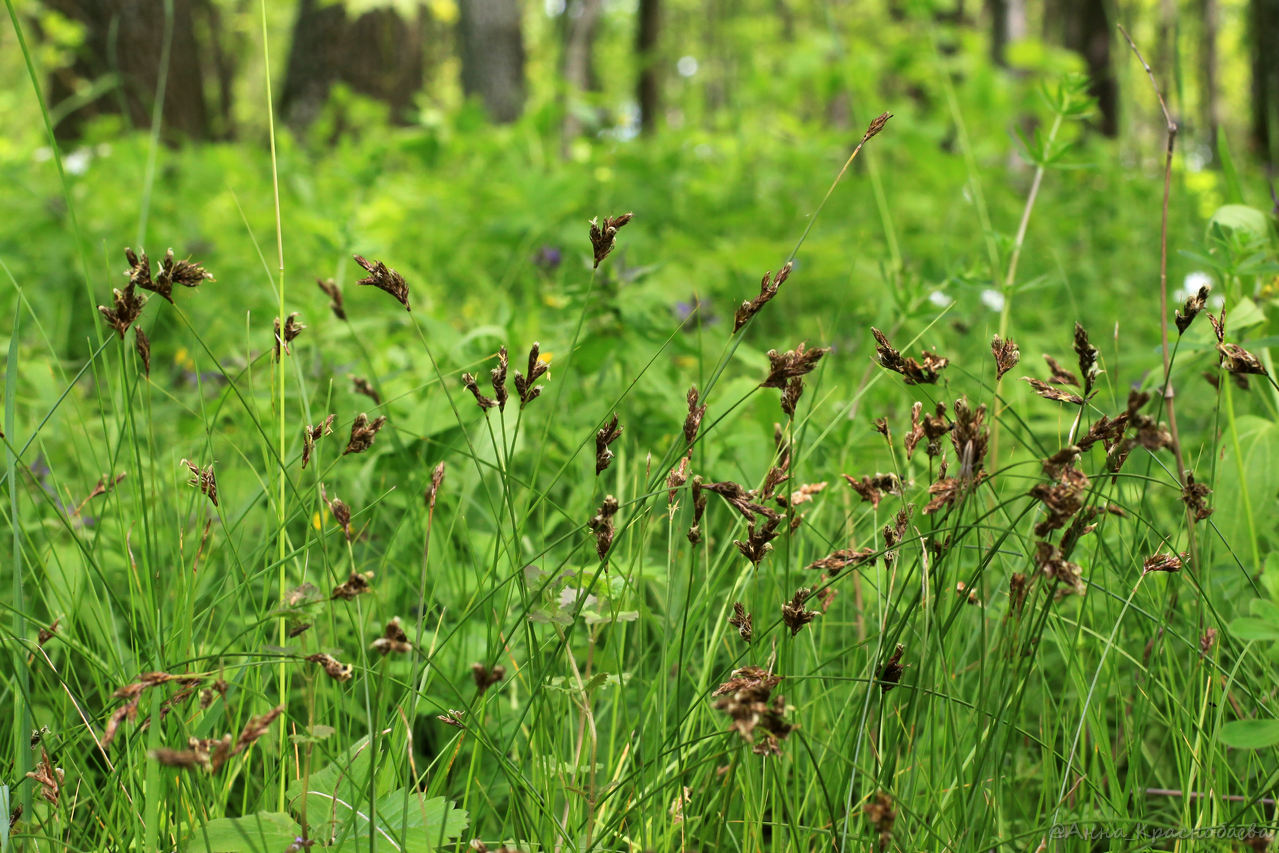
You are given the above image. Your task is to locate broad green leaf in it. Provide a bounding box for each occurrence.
[184,812,299,852]
[1218,719,1279,749]
[1228,617,1279,642]
[1213,415,1279,557]
[1208,205,1271,243]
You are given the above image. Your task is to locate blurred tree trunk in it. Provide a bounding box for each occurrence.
[42,0,223,142]
[561,0,603,151]
[279,0,426,135]
[1045,0,1116,136]
[987,0,1026,66]
[458,0,526,123]
[636,0,661,134]
[1251,0,1279,166]
[1199,0,1219,163]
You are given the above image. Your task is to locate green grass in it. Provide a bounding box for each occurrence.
[4,13,1279,853]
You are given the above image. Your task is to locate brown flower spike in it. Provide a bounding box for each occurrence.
[588,212,634,268]
[733,263,792,333]
[316,277,346,320]
[181,459,218,507]
[595,413,623,475]
[991,335,1020,380]
[871,328,948,385]
[588,496,620,560]
[344,413,387,455]
[353,254,410,311]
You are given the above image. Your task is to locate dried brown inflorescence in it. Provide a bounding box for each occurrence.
[761,342,829,390]
[1034,541,1085,598]
[595,413,623,475]
[331,570,372,600]
[729,602,753,643]
[881,507,912,568]
[1176,284,1210,334]
[863,111,893,141]
[588,495,620,560]
[1074,322,1102,396]
[372,618,411,655]
[437,709,466,728]
[781,588,819,636]
[1181,472,1213,522]
[129,247,214,303]
[666,454,690,507]
[878,644,905,693]
[904,401,953,460]
[26,749,62,805]
[302,414,336,469]
[1023,377,1085,405]
[733,263,792,333]
[734,515,782,566]
[99,284,147,338]
[343,413,387,455]
[683,386,707,450]
[134,327,151,376]
[588,212,633,268]
[321,484,354,541]
[353,254,410,311]
[1218,342,1268,378]
[425,461,446,512]
[1142,551,1186,574]
[513,342,550,408]
[807,546,875,575]
[273,313,305,360]
[307,652,354,681]
[712,665,794,756]
[1043,354,1079,386]
[351,375,380,405]
[317,277,346,320]
[472,662,506,694]
[871,328,948,385]
[842,472,901,509]
[491,346,509,411]
[951,397,989,478]
[462,372,497,411]
[991,335,1020,380]
[687,476,708,544]
[181,459,218,507]
[864,791,897,851]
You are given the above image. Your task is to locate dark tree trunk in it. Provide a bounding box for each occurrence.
[561,0,603,150]
[458,0,526,124]
[279,0,426,135]
[1199,0,1219,162]
[1251,0,1279,166]
[636,0,661,134]
[1048,0,1117,136]
[42,0,220,142]
[986,0,1026,66]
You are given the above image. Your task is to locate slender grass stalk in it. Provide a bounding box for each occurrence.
[259,0,290,812]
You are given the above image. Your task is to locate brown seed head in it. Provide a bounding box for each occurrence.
[588,495,620,560]
[588,212,634,268]
[307,652,353,681]
[780,588,819,636]
[343,413,387,455]
[1073,322,1101,395]
[302,414,336,469]
[134,326,151,376]
[733,263,792,333]
[991,335,1020,380]
[862,111,892,142]
[274,313,305,360]
[683,385,707,449]
[317,277,346,320]
[99,286,147,338]
[729,602,753,643]
[180,459,218,507]
[331,570,372,600]
[595,413,623,476]
[351,375,380,405]
[491,346,509,411]
[1176,284,1211,334]
[471,662,506,694]
[353,254,410,311]
[425,461,446,511]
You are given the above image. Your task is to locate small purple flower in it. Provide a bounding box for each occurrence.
[674,295,718,328]
[533,245,563,270]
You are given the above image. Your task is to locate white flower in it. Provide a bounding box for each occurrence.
[1176,271,1213,303]
[980,288,1006,312]
[928,290,953,308]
